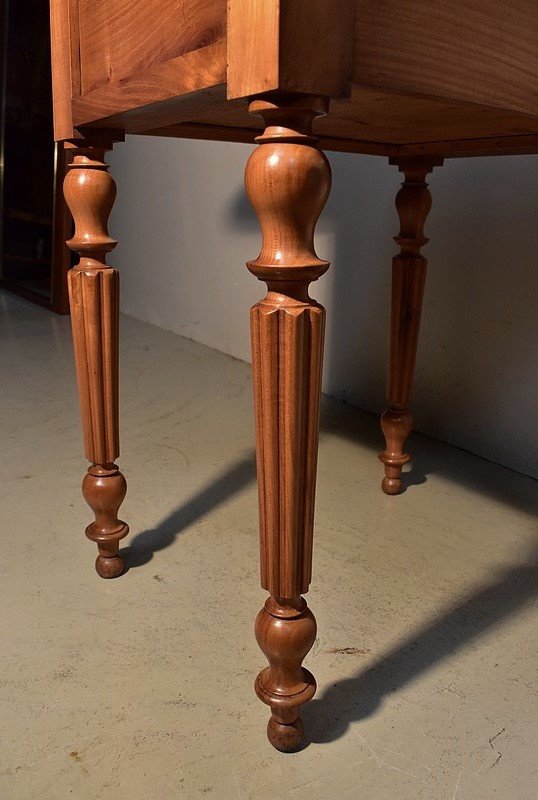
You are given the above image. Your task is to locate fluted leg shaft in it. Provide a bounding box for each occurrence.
[379,156,443,494]
[63,141,128,577]
[245,95,331,751]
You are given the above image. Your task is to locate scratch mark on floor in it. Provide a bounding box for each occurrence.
[489,727,505,747]
[381,747,433,773]
[451,767,463,800]
[232,767,243,800]
[352,730,383,769]
[488,727,505,769]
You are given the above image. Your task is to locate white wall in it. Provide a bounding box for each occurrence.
[109,137,538,479]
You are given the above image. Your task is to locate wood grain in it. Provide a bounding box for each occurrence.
[72,45,227,130]
[245,96,331,751]
[143,122,538,159]
[81,81,538,146]
[316,85,538,145]
[127,82,538,152]
[353,0,538,116]
[379,157,443,495]
[47,0,538,753]
[51,0,538,150]
[78,0,225,94]
[227,0,353,100]
[226,0,279,99]
[255,597,317,752]
[49,0,80,139]
[64,143,128,577]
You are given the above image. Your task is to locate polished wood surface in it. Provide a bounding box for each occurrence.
[227,0,353,100]
[354,0,538,116]
[49,0,538,751]
[142,121,538,160]
[379,157,442,495]
[246,96,330,751]
[78,0,225,94]
[64,142,129,577]
[50,0,538,154]
[49,0,79,140]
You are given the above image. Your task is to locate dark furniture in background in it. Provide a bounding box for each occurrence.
[0,0,69,313]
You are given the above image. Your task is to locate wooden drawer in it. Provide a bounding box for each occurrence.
[78,0,226,94]
[50,0,538,156]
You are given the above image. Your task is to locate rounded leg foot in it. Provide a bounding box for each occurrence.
[84,466,129,578]
[382,474,402,495]
[379,408,412,495]
[95,554,124,578]
[267,714,303,752]
[255,599,316,751]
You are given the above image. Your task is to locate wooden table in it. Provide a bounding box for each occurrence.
[49,0,538,751]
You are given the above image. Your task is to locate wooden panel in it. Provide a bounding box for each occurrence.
[78,0,226,94]
[50,0,80,139]
[227,0,279,99]
[72,43,226,129]
[138,82,538,145]
[313,86,538,144]
[227,0,354,100]
[54,0,538,155]
[144,122,538,158]
[143,120,399,155]
[354,0,538,116]
[395,135,538,159]
[78,75,538,154]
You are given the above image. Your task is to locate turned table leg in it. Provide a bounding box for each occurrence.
[379,156,443,495]
[245,95,331,751]
[63,140,128,577]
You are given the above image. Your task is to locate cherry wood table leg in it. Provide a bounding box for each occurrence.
[379,156,443,495]
[63,140,128,577]
[245,95,331,751]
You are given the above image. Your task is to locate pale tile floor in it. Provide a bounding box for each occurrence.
[1,291,537,800]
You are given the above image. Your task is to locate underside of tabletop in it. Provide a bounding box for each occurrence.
[50,0,538,157]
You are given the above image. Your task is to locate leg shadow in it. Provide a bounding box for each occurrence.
[303,540,538,743]
[320,396,538,514]
[121,453,256,569]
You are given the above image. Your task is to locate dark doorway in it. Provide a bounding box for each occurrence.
[0,0,70,313]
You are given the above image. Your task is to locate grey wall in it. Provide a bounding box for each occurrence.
[109,137,538,479]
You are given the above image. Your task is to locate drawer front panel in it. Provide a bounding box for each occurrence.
[78,0,226,94]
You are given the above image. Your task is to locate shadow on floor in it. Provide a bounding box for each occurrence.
[121,454,256,569]
[321,399,538,516]
[117,400,537,750]
[118,402,385,571]
[121,396,537,570]
[117,400,376,570]
[302,540,538,744]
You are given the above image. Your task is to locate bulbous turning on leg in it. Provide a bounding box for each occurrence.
[245,96,331,749]
[83,464,129,578]
[379,408,413,495]
[63,141,129,574]
[254,597,316,752]
[379,156,443,494]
